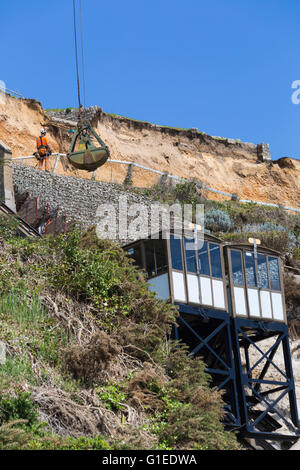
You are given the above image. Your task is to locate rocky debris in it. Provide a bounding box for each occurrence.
[257,143,271,162]
[47,116,77,128]
[275,157,297,170]
[46,106,101,125]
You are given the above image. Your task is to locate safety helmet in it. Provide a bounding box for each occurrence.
[41,128,46,135]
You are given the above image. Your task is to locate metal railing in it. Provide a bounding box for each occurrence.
[12,153,300,213]
[3,87,24,99]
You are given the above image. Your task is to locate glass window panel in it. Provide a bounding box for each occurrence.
[127,245,143,269]
[209,243,223,279]
[170,235,183,271]
[155,241,168,275]
[268,257,281,291]
[144,243,155,278]
[231,250,244,286]
[198,242,210,276]
[244,252,257,287]
[145,240,168,278]
[257,254,269,289]
[184,238,197,273]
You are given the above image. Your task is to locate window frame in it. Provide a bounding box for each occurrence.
[227,246,286,323]
[267,256,282,292]
[179,236,227,310]
[143,239,169,280]
[231,249,245,288]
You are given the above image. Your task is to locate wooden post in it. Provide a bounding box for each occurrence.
[124,163,134,185]
[159,172,169,186]
[52,155,60,175]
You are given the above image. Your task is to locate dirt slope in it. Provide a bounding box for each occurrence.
[0,97,59,155]
[1,95,299,208]
[94,112,300,207]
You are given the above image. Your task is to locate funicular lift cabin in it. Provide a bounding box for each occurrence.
[124,228,300,449]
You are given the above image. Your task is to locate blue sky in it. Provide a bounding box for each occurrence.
[1,0,300,159]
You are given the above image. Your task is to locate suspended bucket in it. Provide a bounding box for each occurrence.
[67,124,110,172]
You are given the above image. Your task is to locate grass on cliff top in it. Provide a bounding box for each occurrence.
[0,218,239,450]
[45,107,234,142]
[45,107,76,113]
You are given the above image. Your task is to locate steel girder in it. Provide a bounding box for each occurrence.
[231,318,300,442]
[173,305,300,445]
[174,304,241,427]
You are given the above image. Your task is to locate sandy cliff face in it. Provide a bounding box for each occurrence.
[0,97,60,156]
[95,112,300,207]
[1,94,299,208]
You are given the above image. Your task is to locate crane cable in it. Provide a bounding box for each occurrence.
[73,0,83,112]
[79,0,86,108]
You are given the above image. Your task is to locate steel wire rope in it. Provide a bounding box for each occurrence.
[73,0,82,110]
[79,0,87,108]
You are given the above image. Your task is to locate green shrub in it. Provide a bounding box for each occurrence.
[0,291,67,366]
[0,357,35,385]
[98,384,127,411]
[205,209,233,233]
[0,215,19,238]
[141,180,202,206]
[239,223,298,250]
[0,420,32,450]
[65,332,121,385]
[123,345,239,450]
[0,291,45,329]
[173,181,200,204]
[45,231,175,352]
[0,393,39,428]
[223,230,296,254]
[156,351,239,450]
[26,435,112,450]
[0,228,239,450]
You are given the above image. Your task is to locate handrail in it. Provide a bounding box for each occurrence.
[4,88,23,98]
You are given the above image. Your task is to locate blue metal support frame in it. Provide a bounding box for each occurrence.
[174,303,241,427]
[172,304,300,444]
[231,317,300,442]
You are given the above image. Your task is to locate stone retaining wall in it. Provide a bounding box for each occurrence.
[13,163,156,234]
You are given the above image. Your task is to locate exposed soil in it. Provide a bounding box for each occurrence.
[1,95,299,208]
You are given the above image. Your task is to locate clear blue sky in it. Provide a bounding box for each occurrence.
[1,0,300,159]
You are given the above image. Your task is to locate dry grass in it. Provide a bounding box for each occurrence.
[32,387,119,438]
[40,293,97,345]
[127,362,167,412]
[64,332,121,385]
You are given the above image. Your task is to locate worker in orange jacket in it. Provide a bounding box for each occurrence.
[36,129,52,171]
